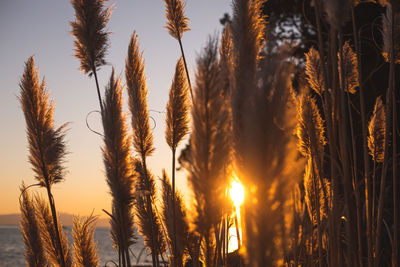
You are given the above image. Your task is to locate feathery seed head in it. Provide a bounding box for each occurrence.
[102,69,137,251]
[219,24,234,96]
[382,5,400,63]
[72,215,99,267]
[19,56,68,187]
[166,57,190,150]
[296,94,326,158]
[19,183,47,267]
[368,96,386,162]
[163,0,190,40]
[70,0,113,76]
[35,196,73,267]
[161,170,189,266]
[126,32,154,158]
[338,41,359,94]
[305,47,326,96]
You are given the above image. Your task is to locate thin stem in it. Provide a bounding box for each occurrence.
[172,148,177,267]
[92,67,104,114]
[177,35,193,102]
[45,183,66,267]
[351,6,373,267]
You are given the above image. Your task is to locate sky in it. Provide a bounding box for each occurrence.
[0,0,231,218]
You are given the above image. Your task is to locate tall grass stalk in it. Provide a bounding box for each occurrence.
[102,70,136,267]
[165,57,190,266]
[19,56,69,267]
[188,37,230,266]
[163,0,193,100]
[126,32,164,267]
[70,0,113,113]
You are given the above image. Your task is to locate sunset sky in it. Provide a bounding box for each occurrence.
[0,0,231,217]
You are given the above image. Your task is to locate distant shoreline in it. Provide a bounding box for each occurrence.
[0,213,110,227]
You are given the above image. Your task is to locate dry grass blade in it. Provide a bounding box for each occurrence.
[70,0,113,76]
[102,69,136,264]
[72,214,99,267]
[19,183,47,267]
[35,195,73,267]
[338,41,359,94]
[368,96,386,163]
[382,5,400,63]
[166,57,190,150]
[161,170,189,267]
[305,48,325,97]
[19,56,68,187]
[296,94,326,159]
[163,0,190,40]
[125,32,154,158]
[134,160,166,257]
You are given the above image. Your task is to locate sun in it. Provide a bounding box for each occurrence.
[230,180,244,207]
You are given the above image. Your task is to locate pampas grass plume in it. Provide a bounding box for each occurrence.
[70,0,113,76]
[368,96,386,162]
[19,183,47,267]
[163,0,190,40]
[19,56,68,187]
[35,195,73,267]
[161,170,189,267]
[125,32,154,158]
[382,5,400,63]
[72,215,99,267]
[166,57,190,150]
[338,41,359,94]
[305,47,325,97]
[296,94,326,159]
[102,69,136,264]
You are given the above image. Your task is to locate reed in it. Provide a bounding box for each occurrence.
[19,183,47,267]
[161,170,189,267]
[35,195,73,267]
[188,36,230,266]
[165,57,190,267]
[102,70,136,267]
[72,215,99,267]
[163,0,193,99]
[125,31,164,267]
[19,56,69,267]
[70,0,113,112]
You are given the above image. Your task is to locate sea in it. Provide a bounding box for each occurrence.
[0,225,153,267]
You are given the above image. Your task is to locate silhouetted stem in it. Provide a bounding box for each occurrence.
[177,35,193,102]
[92,67,104,114]
[172,148,177,267]
[351,7,373,267]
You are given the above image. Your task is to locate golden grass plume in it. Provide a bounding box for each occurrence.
[101,70,136,261]
[19,56,68,187]
[166,57,190,151]
[72,214,99,267]
[19,183,47,267]
[161,170,189,267]
[338,41,359,94]
[70,0,113,76]
[368,96,386,162]
[163,0,190,40]
[125,32,154,158]
[134,160,166,257]
[35,195,73,267]
[305,47,325,97]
